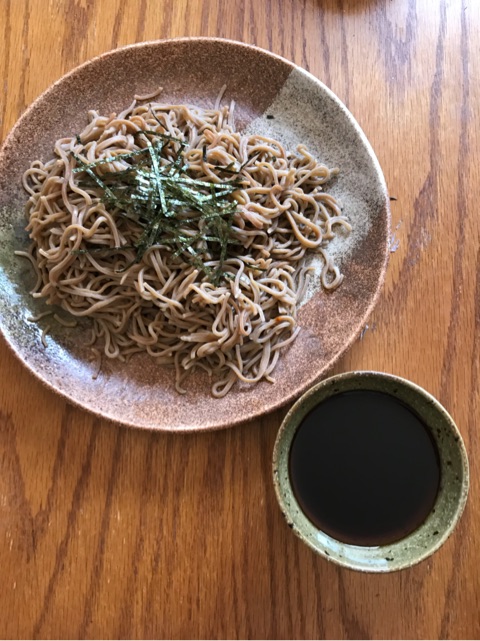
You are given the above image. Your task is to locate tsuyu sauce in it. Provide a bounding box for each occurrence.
[289,390,441,546]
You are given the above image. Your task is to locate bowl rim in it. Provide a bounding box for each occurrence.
[272,370,470,572]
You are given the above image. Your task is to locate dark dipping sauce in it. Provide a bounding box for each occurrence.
[289,390,441,546]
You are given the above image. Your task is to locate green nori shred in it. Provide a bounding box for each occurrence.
[239,151,261,171]
[72,147,150,172]
[72,244,136,255]
[71,132,243,283]
[133,129,185,145]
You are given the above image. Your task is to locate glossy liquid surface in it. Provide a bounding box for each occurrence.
[289,390,441,546]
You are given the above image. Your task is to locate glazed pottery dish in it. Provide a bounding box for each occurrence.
[273,371,469,572]
[0,38,390,431]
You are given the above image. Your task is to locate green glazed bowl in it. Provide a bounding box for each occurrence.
[272,371,469,572]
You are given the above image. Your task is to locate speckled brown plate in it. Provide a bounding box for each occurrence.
[0,38,390,432]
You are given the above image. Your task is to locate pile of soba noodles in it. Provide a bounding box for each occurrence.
[20,90,351,397]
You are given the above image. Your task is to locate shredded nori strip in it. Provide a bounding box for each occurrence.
[71,131,255,284]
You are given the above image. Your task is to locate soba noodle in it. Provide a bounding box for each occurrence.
[20,97,351,397]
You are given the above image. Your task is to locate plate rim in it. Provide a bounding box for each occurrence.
[0,37,391,432]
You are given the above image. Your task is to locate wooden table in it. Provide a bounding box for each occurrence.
[1,1,479,638]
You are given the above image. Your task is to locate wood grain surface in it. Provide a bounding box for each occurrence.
[1,0,479,638]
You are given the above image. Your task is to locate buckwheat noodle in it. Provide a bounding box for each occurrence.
[20,95,351,397]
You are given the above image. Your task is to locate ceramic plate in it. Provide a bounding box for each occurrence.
[0,38,390,431]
